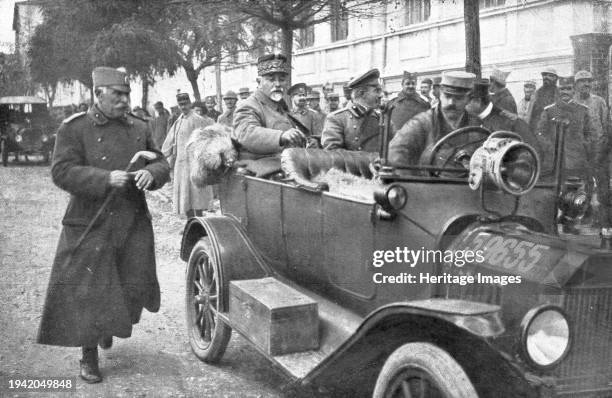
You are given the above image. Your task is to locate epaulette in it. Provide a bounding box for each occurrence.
[544,103,555,110]
[62,112,86,124]
[127,112,148,122]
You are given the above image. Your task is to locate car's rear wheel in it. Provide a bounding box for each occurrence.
[185,237,231,363]
[373,342,478,398]
[1,140,8,167]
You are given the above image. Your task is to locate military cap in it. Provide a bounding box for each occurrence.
[440,71,476,94]
[307,90,321,100]
[558,76,574,88]
[204,95,216,103]
[470,79,490,99]
[223,90,238,99]
[238,87,251,95]
[348,69,380,89]
[257,53,290,76]
[433,76,442,86]
[574,70,593,81]
[327,92,340,99]
[92,66,130,93]
[176,92,190,102]
[153,101,164,107]
[421,77,433,85]
[523,80,536,88]
[541,67,558,76]
[288,83,308,97]
[489,68,510,85]
[402,71,417,82]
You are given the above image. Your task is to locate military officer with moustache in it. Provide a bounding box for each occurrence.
[289,82,317,135]
[37,67,170,383]
[232,54,306,160]
[388,71,480,167]
[321,69,383,152]
[388,71,431,133]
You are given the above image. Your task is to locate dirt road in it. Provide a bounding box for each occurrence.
[0,163,301,397]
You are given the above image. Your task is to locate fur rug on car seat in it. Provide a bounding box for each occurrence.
[312,168,382,201]
[187,124,238,187]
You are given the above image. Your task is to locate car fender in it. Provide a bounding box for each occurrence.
[305,299,536,397]
[180,214,272,308]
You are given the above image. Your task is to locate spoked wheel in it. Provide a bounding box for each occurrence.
[186,238,231,363]
[373,343,478,398]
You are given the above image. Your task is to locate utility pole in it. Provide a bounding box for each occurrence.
[464,0,481,78]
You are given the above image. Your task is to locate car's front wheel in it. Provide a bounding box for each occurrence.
[185,237,231,363]
[373,342,478,398]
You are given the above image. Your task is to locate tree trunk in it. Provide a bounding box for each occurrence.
[215,61,223,113]
[141,77,149,110]
[280,26,294,86]
[464,0,481,78]
[184,65,201,102]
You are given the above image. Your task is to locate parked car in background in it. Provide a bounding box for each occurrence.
[0,96,56,166]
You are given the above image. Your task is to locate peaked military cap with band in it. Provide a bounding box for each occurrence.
[471,79,490,99]
[541,67,558,76]
[306,91,321,100]
[558,76,574,87]
[440,71,476,95]
[176,93,191,102]
[327,92,340,99]
[238,87,251,95]
[204,95,216,102]
[524,80,536,88]
[347,69,380,90]
[574,70,593,81]
[223,90,238,100]
[92,66,131,93]
[402,71,417,82]
[257,54,290,76]
[288,83,308,97]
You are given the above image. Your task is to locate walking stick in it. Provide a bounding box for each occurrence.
[68,150,159,273]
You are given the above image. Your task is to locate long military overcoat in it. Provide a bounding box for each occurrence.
[389,92,431,133]
[37,107,170,347]
[321,102,381,152]
[490,87,518,114]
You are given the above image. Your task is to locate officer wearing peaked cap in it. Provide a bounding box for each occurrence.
[289,82,317,138]
[388,71,431,134]
[529,66,560,132]
[37,66,170,383]
[321,68,383,152]
[389,70,481,167]
[218,90,238,127]
[232,53,308,161]
[489,67,517,114]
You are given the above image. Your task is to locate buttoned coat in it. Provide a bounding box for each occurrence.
[232,89,294,159]
[388,106,481,166]
[321,103,381,152]
[491,87,518,114]
[529,85,559,132]
[290,107,317,137]
[536,100,595,174]
[162,111,215,215]
[37,106,170,347]
[389,92,431,133]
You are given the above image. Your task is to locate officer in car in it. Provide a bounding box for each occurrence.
[388,71,480,166]
[232,53,307,160]
[321,68,383,152]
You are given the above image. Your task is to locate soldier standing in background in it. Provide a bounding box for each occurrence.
[289,83,316,136]
[151,101,170,149]
[489,68,517,114]
[573,70,609,142]
[388,71,430,133]
[518,81,536,122]
[529,67,560,133]
[419,77,433,105]
[326,92,340,113]
[218,90,238,127]
[204,95,221,121]
[307,90,326,136]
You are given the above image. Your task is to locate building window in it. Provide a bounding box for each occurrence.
[479,0,505,8]
[330,0,348,42]
[297,25,315,49]
[404,0,430,25]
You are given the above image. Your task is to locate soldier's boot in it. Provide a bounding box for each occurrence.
[98,336,113,350]
[79,346,102,383]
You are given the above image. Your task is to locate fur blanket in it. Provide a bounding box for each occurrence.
[312,168,382,201]
[187,124,238,187]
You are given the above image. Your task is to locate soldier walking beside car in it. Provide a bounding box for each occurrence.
[388,71,480,166]
[321,69,383,152]
[37,66,170,384]
[232,53,307,159]
[162,92,215,216]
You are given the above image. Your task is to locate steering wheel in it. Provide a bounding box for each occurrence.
[422,126,492,177]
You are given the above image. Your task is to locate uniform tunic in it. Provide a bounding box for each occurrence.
[388,92,431,133]
[574,93,609,140]
[529,85,559,133]
[491,87,518,114]
[389,106,481,166]
[37,107,170,347]
[321,102,380,152]
[232,89,294,159]
[162,111,214,215]
[535,100,595,174]
[310,108,326,137]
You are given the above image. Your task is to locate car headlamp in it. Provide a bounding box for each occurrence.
[469,132,539,195]
[520,305,571,369]
[374,184,407,212]
[15,134,23,143]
